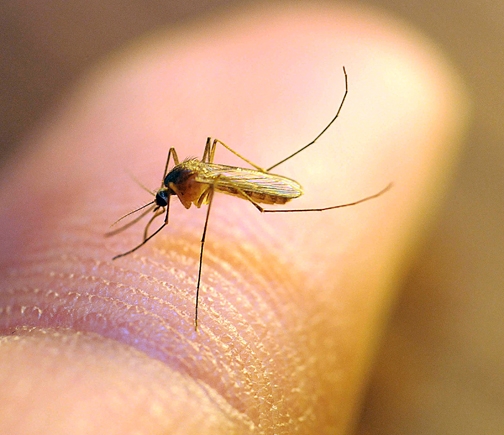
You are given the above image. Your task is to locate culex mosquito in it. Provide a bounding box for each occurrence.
[110,67,392,330]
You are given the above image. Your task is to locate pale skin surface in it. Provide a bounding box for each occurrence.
[0,4,468,435]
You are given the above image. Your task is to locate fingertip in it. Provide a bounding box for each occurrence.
[0,329,251,434]
[0,3,469,434]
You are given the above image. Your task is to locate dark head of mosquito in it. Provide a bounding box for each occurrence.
[154,160,194,207]
[155,187,169,207]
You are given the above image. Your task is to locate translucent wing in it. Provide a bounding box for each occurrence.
[195,163,303,204]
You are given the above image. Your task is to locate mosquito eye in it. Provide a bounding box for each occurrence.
[155,190,168,207]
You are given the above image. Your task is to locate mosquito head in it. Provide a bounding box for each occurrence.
[155,187,171,207]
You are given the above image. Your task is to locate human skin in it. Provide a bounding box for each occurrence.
[0,4,467,435]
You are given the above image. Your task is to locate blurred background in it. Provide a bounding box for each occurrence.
[1,1,502,434]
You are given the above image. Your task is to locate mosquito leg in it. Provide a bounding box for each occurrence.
[201,68,348,173]
[113,195,171,260]
[162,148,180,181]
[228,182,390,215]
[143,207,166,240]
[195,185,216,330]
[215,184,266,213]
[112,221,167,260]
[202,137,213,163]
[261,183,392,213]
[211,139,267,172]
[267,66,348,172]
[240,191,265,212]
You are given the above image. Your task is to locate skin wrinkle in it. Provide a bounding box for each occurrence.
[0,100,389,433]
[195,241,312,425]
[4,288,252,414]
[0,329,256,433]
[0,223,309,425]
[153,237,293,334]
[195,217,308,325]
[0,213,350,425]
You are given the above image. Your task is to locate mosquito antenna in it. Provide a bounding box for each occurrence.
[112,201,169,260]
[126,170,156,196]
[105,201,157,238]
[267,66,348,172]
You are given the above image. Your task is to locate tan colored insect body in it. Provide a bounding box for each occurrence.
[110,67,391,329]
[165,158,302,209]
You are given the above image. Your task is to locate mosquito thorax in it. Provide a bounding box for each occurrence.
[165,159,203,185]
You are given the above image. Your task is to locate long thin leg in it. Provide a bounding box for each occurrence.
[202,67,347,173]
[143,207,167,240]
[162,148,180,182]
[205,138,266,171]
[267,66,348,172]
[194,185,216,330]
[262,183,392,213]
[222,183,391,214]
[201,137,213,163]
[112,195,172,260]
[112,220,167,259]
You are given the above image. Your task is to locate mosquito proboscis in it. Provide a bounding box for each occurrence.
[109,67,392,330]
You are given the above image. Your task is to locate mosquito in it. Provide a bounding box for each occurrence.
[110,67,391,329]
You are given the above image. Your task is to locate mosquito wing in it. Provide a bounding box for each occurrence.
[195,163,303,205]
